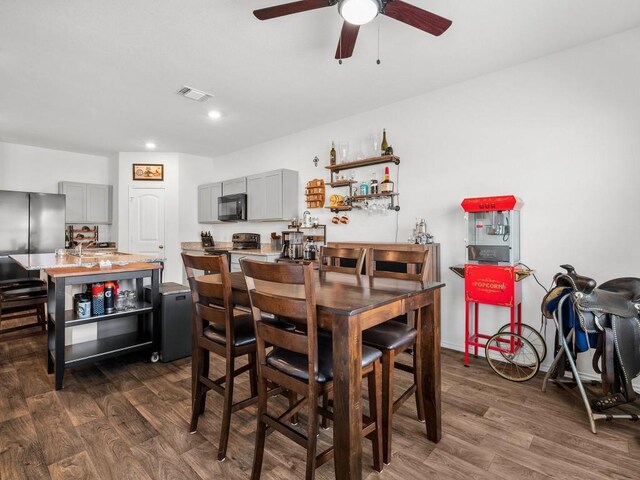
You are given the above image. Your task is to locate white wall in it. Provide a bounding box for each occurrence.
[200,28,640,370]
[0,141,116,240]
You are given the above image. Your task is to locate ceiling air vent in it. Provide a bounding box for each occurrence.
[176,86,213,102]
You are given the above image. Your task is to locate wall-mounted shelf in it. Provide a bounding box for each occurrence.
[327,179,355,188]
[324,155,400,172]
[325,154,400,213]
[326,205,352,213]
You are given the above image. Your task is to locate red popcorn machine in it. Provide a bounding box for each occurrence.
[451,195,544,381]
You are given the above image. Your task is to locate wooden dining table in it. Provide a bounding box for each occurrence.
[227,269,445,480]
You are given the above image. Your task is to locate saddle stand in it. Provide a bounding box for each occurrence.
[541,265,640,433]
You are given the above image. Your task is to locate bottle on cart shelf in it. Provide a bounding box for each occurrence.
[370,171,378,194]
[380,166,394,193]
[104,281,116,314]
[91,283,105,316]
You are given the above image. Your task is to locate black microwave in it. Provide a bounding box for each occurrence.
[218,193,247,221]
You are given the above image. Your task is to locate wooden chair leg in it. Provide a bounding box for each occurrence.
[413,347,425,422]
[39,304,46,330]
[321,392,331,429]
[381,350,395,465]
[190,346,206,433]
[368,360,384,472]
[199,349,210,415]
[305,389,319,480]
[287,389,299,425]
[248,352,258,399]
[251,376,269,480]
[218,356,235,461]
[190,379,206,433]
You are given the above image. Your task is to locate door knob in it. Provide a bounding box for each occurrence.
[159,245,164,249]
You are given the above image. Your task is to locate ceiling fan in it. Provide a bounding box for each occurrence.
[253,0,452,60]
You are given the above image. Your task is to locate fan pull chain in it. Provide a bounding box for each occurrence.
[376,21,381,65]
[339,28,343,65]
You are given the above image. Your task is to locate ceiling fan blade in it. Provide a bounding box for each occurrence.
[253,0,332,20]
[383,0,452,36]
[334,21,360,59]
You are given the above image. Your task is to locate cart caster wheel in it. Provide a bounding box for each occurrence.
[498,323,547,362]
[485,332,540,382]
[150,352,160,363]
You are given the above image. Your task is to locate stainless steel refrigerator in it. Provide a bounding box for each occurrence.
[0,190,66,255]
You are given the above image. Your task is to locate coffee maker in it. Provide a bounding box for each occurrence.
[281,230,304,259]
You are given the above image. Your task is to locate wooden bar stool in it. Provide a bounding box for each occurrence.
[0,278,47,339]
[361,248,431,464]
[240,259,383,480]
[182,253,294,461]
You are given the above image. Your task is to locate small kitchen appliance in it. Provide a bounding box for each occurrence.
[232,233,260,250]
[281,230,304,259]
[218,193,247,221]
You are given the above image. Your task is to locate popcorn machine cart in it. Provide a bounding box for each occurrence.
[451,195,545,381]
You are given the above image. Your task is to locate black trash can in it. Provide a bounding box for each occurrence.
[145,282,192,362]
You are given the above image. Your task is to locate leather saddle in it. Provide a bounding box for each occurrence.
[542,265,640,410]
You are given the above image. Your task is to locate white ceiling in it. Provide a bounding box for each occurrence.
[1,0,640,157]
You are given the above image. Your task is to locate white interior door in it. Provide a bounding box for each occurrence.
[129,188,165,255]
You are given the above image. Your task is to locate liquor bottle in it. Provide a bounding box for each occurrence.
[380,129,388,156]
[330,142,337,166]
[380,166,394,193]
[370,171,378,194]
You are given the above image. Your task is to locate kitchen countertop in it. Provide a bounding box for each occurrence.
[10,251,165,271]
[180,242,282,256]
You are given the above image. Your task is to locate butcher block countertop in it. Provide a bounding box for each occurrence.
[9,251,164,271]
[44,262,162,278]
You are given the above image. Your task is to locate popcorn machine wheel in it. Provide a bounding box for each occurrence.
[452,195,546,382]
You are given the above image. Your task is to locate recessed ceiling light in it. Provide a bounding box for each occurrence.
[145,142,156,149]
[208,110,222,120]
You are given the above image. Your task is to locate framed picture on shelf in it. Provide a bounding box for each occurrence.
[132,164,164,181]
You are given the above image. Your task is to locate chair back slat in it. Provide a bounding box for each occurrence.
[193,278,225,300]
[319,246,366,275]
[195,303,227,329]
[241,259,318,383]
[250,291,308,322]
[241,260,306,285]
[369,249,430,282]
[257,322,309,355]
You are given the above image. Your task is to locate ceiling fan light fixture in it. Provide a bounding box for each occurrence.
[339,0,379,26]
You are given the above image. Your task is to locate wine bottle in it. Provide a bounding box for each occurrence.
[330,142,337,166]
[380,129,388,156]
[380,166,394,193]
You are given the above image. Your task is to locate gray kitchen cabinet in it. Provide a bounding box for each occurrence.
[222,177,247,195]
[86,184,111,224]
[246,169,298,221]
[197,182,222,223]
[58,181,112,224]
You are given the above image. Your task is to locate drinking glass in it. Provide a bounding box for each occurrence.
[338,142,349,163]
[126,291,137,310]
[369,134,379,157]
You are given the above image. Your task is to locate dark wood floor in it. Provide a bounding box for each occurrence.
[2,330,640,479]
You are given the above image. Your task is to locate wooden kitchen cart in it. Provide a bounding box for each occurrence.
[46,262,161,390]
